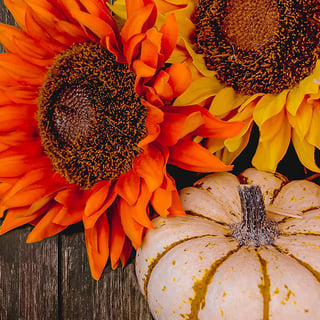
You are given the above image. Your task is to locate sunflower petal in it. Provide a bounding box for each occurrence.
[26,204,66,242]
[121,2,156,42]
[83,182,117,229]
[0,206,46,234]
[166,62,192,97]
[109,204,126,269]
[292,130,320,173]
[134,144,166,191]
[159,13,178,61]
[119,237,133,268]
[85,213,110,280]
[119,198,145,249]
[169,138,233,172]
[115,171,140,206]
[253,111,291,172]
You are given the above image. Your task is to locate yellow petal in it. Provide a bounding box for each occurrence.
[183,38,216,77]
[211,122,253,165]
[287,98,313,141]
[286,60,320,116]
[209,87,256,117]
[174,76,223,107]
[292,130,320,172]
[253,90,288,127]
[107,0,127,20]
[252,111,291,172]
[306,100,320,148]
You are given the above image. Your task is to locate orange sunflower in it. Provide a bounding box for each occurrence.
[112,0,320,173]
[0,0,242,279]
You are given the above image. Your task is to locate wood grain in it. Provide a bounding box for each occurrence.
[59,230,152,320]
[0,227,59,320]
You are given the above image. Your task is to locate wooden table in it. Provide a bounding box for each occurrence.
[0,225,153,320]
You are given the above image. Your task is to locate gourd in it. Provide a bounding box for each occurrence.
[135,168,320,320]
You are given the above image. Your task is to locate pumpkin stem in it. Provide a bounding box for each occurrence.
[232,185,279,247]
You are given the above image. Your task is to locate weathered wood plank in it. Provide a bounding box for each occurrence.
[59,229,152,320]
[0,226,59,320]
[0,0,15,27]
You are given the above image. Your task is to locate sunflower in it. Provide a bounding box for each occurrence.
[0,0,242,279]
[112,0,320,173]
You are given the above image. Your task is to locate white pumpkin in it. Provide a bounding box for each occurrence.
[135,168,320,320]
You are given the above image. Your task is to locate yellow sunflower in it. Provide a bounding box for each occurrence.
[0,0,242,279]
[112,0,320,173]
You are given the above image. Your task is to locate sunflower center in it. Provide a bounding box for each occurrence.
[52,85,94,145]
[38,42,147,189]
[222,0,279,52]
[192,0,320,95]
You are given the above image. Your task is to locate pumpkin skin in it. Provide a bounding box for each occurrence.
[135,168,320,320]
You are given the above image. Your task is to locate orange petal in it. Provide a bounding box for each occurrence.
[0,23,54,64]
[79,0,118,28]
[0,182,11,199]
[83,182,117,229]
[132,59,157,78]
[119,237,133,268]
[150,173,184,217]
[168,188,185,216]
[69,9,118,42]
[122,33,146,66]
[137,101,163,147]
[115,171,140,206]
[28,194,57,216]
[121,2,156,42]
[119,198,145,249]
[0,167,51,203]
[85,213,110,280]
[0,154,50,178]
[150,186,172,217]
[4,0,28,30]
[169,138,233,172]
[140,28,162,69]
[159,111,204,146]
[153,70,174,100]
[128,180,153,229]
[109,204,126,269]
[0,85,38,104]
[25,0,88,45]
[52,206,83,226]
[3,179,63,208]
[165,105,244,139]
[0,206,46,234]
[26,203,66,242]
[0,54,45,86]
[0,105,37,131]
[159,13,178,61]
[134,144,166,191]
[167,62,192,97]
[84,182,111,216]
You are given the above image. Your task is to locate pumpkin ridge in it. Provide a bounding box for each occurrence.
[273,246,320,284]
[301,206,320,213]
[185,246,240,320]
[279,232,320,237]
[185,210,229,226]
[142,234,224,299]
[256,250,271,320]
